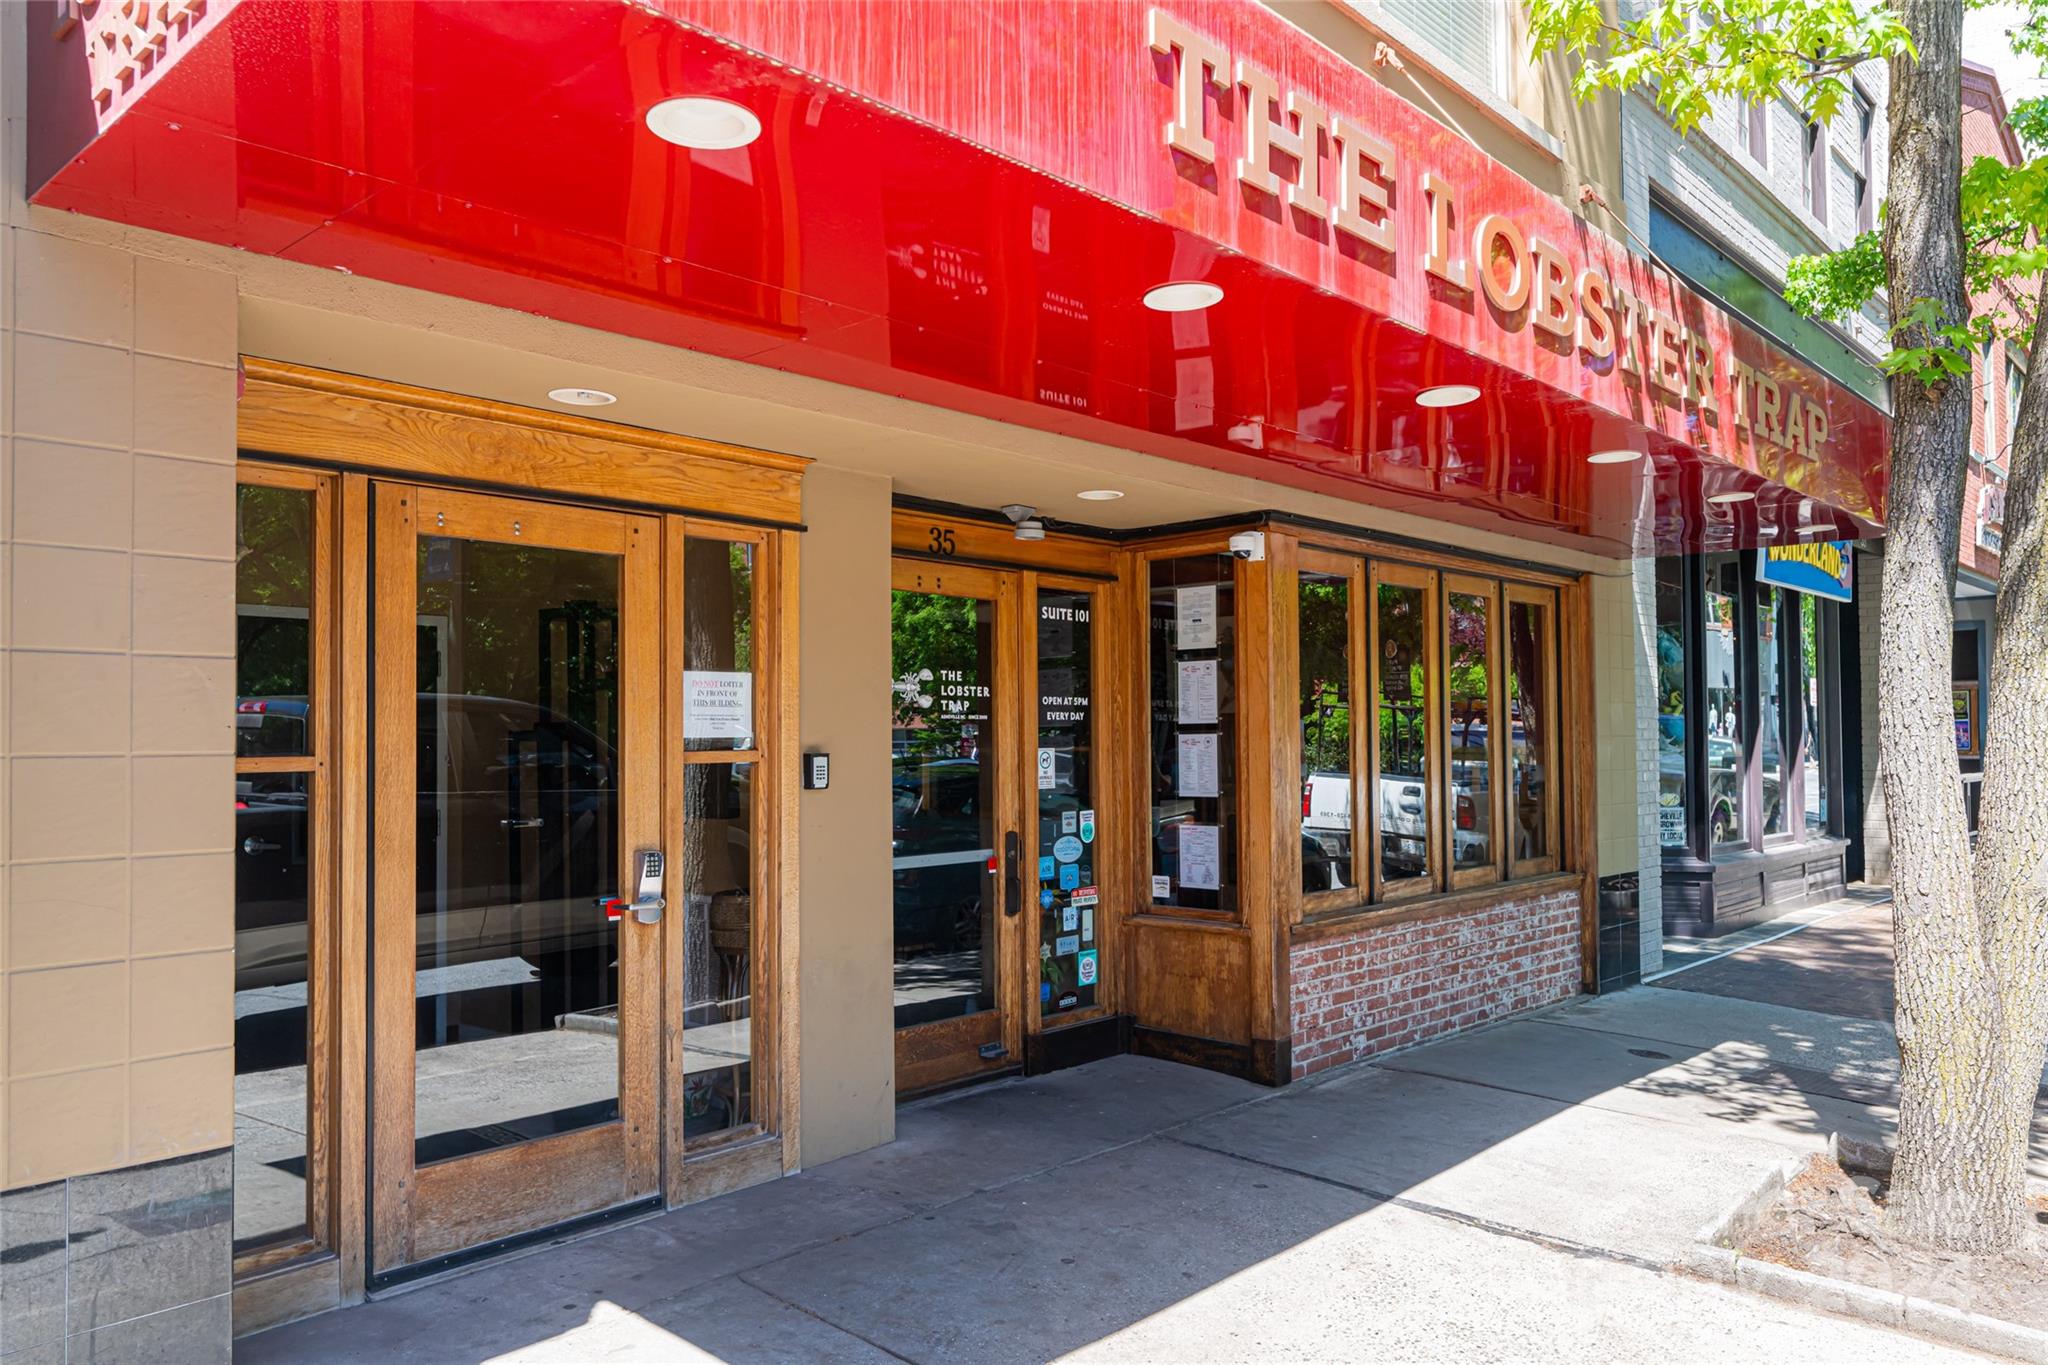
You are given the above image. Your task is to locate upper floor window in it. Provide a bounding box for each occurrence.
[1803,120,1827,224]
[1980,339,1999,459]
[1376,0,1508,96]
[1747,102,1770,167]
[2008,357,2026,458]
[1853,87,1876,232]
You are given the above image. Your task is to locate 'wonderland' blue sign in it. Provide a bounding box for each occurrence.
[1758,541,1853,602]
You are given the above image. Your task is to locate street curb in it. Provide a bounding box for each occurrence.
[1692,1138,2048,1362]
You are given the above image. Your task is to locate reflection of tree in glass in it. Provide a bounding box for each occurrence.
[237,486,313,699]
[1376,585,1426,778]
[418,539,619,740]
[892,591,983,758]
[1299,577,1351,775]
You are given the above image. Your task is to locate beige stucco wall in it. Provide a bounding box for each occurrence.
[0,178,242,1183]
[794,466,897,1166]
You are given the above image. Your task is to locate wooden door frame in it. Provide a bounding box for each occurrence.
[368,481,663,1274]
[889,559,1028,1094]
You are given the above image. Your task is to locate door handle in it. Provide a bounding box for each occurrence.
[1002,830,1022,917]
[499,817,543,829]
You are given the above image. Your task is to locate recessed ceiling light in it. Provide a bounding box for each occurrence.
[1143,281,1223,312]
[1585,448,1642,465]
[645,97,762,151]
[1707,490,1756,505]
[1076,489,1124,501]
[548,387,617,406]
[1416,384,1481,408]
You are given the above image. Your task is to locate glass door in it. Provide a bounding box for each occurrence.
[370,483,661,1274]
[890,563,1024,1094]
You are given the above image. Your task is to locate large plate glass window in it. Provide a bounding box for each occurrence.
[1370,564,1438,899]
[1148,555,1237,914]
[1757,584,1789,838]
[1654,557,1690,851]
[1506,585,1559,876]
[1444,576,1501,889]
[1298,559,1357,902]
[1703,553,1746,847]
[233,470,333,1268]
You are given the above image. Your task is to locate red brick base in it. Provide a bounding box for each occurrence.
[1288,887,1583,1079]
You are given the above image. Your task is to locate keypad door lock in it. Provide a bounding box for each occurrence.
[629,848,666,924]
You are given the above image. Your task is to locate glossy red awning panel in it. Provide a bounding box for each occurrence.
[27,0,1887,555]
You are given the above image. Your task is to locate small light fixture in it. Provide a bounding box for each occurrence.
[1707,490,1756,505]
[1143,281,1223,312]
[1416,384,1481,408]
[1757,524,1778,537]
[548,387,617,407]
[1585,448,1642,465]
[1001,503,1046,541]
[645,97,762,151]
[1076,489,1124,501]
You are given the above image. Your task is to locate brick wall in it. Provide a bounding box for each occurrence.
[1288,887,1583,1079]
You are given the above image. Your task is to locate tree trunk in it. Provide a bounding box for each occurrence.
[1971,274,2048,1248]
[1878,0,2012,1251]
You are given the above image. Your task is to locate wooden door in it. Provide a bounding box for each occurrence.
[370,483,661,1273]
[889,561,1026,1094]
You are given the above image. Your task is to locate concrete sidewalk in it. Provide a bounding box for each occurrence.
[244,981,2029,1363]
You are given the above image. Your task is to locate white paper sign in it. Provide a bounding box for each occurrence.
[1177,659,1219,724]
[1151,874,1172,901]
[1038,747,1057,790]
[683,671,753,741]
[1177,732,1221,798]
[1178,823,1222,890]
[1175,583,1218,651]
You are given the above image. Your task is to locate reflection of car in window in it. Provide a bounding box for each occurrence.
[235,694,619,991]
[891,759,989,954]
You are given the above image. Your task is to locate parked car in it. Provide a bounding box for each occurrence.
[235,693,619,992]
[891,757,991,954]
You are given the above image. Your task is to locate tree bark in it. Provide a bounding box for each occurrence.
[1970,273,2048,1248]
[1879,0,2012,1251]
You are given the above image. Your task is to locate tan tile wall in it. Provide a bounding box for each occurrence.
[1,222,240,1189]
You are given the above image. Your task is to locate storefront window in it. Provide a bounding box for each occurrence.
[1299,569,1354,896]
[1703,555,1744,846]
[1506,591,1555,867]
[1802,594,1828,834]
[1037,589,1100,1016]
[1149,556,1236,913]
[684,539,755,752]
[1375,569,1434,894]
[1654,558,1689,850]
[1446,586,1496,879]
[1758,585,1787,837]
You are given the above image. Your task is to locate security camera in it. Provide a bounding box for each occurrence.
[1228,530,1266,561]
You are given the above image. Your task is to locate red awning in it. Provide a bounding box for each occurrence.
[29,0,1888,556]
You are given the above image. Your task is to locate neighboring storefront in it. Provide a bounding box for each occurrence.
[3,1,1890,1355]
[1654,541,1859,936]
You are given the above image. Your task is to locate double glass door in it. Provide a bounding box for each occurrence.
[890,561,1109,1094]
[370,484,662,1272]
